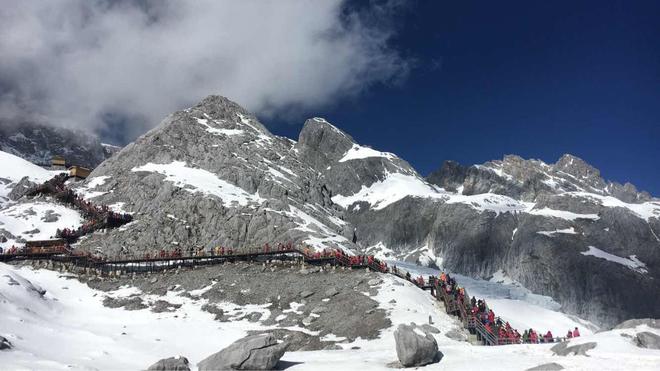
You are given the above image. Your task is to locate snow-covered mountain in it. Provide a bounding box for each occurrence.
[0,121,119,168]
[74,96,353,255]
[4,95,659,328]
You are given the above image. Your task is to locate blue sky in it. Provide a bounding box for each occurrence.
[3,1,657,194]
[266,1,660,195]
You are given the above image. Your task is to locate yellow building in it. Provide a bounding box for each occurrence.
[69,166,91,179]
[51,155,66,168]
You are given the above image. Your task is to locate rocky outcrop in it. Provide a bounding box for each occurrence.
[197,333,287,370]
[0,336,12,350]
[393,323,442,367]
[634,332,660,350]
[146,356,191,371]
[551,341,597,356]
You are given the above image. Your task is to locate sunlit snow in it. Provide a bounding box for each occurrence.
[131,161,264,207]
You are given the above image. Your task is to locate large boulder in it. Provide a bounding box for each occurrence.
[0,336,12,350]
[550,341,597,356]
[147,356,190,371]
[634,332,660,350]
[394,323,442,367]
[197,333,287,370]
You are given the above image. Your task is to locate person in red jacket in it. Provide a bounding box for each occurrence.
[487,309,495,324]
[544,331,554,343]
[529,330,538,343]
[573,327,580,337]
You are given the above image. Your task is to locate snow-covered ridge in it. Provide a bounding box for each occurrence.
[331,172,445,210]
[330,170,600,219]
[131,161,264,207]
[566,192,660,221]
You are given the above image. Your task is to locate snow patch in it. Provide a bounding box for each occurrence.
[537,227,578,237]
[581,246,648,274]
[338,144,396,163]
[131,161,264,207]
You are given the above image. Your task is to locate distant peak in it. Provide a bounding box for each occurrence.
[553,154,600,179]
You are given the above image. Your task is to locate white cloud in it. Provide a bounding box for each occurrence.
[0,0,408,139]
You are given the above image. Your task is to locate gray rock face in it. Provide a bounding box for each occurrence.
[0,121,116,168]
[634,332,660,350]
[0,336,12,350]
[197,333,287,370]
[526,362,564,371]
[77,96,352,256]
[147,356,190,371]
[551,341,597,356]
[331,149,660,327]
[393,323,442,367]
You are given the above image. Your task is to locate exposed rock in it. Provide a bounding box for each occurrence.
[197,333,287,370]
[299,290,314,298]
[102,296,148,310]
[393,323,442,367]
[311,306,328,314]
[0,336,12,350]
[150,300,182,313]
[634,332,660,350]
[551,341,597,356]
[420,324,441,334]
[324,287,339,297]
[367,278,382,286]
[147,356,191,371]
[525,362,564,371]
[302,316,316,327]
[40,210,60,223]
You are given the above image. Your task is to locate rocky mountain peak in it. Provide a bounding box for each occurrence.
[553,154,601,180]
[296,117,356,171]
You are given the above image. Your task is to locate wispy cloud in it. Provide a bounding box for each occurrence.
[0,0,409,141]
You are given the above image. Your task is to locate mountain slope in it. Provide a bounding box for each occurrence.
[318,146,660,327]
[74,96,352,255]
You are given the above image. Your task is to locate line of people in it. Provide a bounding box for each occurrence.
[26,173,133,243]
